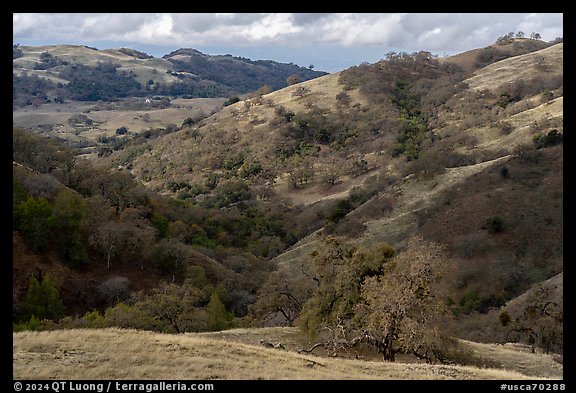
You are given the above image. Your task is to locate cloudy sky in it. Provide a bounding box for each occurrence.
[13,13,563,72]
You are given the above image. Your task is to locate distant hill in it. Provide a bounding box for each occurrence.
[162,48,327,93]
[12,44,327,105]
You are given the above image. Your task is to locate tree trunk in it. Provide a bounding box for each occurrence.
[381,326,396,361]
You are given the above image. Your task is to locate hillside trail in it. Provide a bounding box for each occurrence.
[363,154,512,234]
[276,170,375,207]
[275,154,512,266]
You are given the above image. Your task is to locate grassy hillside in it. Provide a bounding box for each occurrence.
[268,45,562,274]
[13,45,176,85]
[12,44,328,158]
[13,38,562,369]
[113,43,562,277]
[115,43,562,198]
[439,37,552,73]
[162,47,327,92]
[13,327,561,380]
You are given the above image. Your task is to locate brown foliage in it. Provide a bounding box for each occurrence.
[298,236,457,363]
[360,237,454,362]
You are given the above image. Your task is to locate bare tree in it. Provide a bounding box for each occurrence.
[287,156,315,188]
[22,173,60,199]
[252,269,315,326]
[96,276,130,306]
[118,208,157,270]
[154,238,191,283]
[89,221,130,270]
[287,74,301,86]
[80,170,143,215]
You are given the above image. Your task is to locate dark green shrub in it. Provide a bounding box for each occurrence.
[206,291,233,331]
[485,216,505,233]
[13,315,42,332]
[335,92,351,106]
[457,289,505,314]
[182,117,195,127]
[224,96,240,106]
[327,199,353,223]
[151,212,170,239]
[497,92,512,108]
[533,129,563,149]
[540,89,554,103]
[23,274,66,322]
[239,161,263,179]
[205,180,251,208]
[499,311,511,326]
[15,197,55,251]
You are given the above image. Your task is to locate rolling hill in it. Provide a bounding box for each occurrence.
[99,39,563,340]
[12,44,327,105]
[12,37,563,379]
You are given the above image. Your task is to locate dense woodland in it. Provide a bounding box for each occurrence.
[163,48,326,93]
[13,126,302,332]
[13,36,563,363]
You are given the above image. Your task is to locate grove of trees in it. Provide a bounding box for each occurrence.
[13,127,275,332]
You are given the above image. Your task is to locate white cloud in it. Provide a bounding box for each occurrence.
[13,13,40,35]
[302,13,400,46]
[518,13,563,40]
[80,14,147,38]
[242,13,303,41]
[13,13,563,70]
[418,27,442,43]
[127,14,176,41]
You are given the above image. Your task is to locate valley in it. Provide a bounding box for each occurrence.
[13,37,563,380]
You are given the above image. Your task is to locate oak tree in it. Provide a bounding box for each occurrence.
[298,236,455,363]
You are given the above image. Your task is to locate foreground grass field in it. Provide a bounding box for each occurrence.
[13,327,562,380]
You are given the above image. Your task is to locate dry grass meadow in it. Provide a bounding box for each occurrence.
[13,327,562,380]
[12,98,225,143]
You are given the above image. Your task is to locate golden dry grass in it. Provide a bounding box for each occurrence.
[13,328,559,380]
[465,44,563,92]
[458,340,563,380]
[13,98,225,145]
[274,43,562,269]
[14,45,177,86]
[274,153,512,267]
[263,72,367,113]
